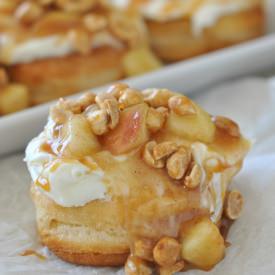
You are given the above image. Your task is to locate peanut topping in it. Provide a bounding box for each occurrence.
[102,98,120,130]
[146,107,166,133]
[83,14,107,32]
[67,28,91,54]
[0,68,8,86]
[153,237,180,267]
[109,12,141,46]
[214,116,241,138]
[166,147,191,180]
[56,98,82,114]
[118,88,144,108]
[86,109,108,135]
[159,261,185,275]
[224,190,244,220]
[95,92,116,108]
[142,141,165,168]
[56,0,96,12]
[75,92,96,111]
[134,239,154,261]
[168,95,196,116]
[106,83,129,98]
[184,164,202,189]
[153,141,178,161]
[50,105,69,124]
[125,255,153,275]
[142,88,173,107]
[15,1,43,24]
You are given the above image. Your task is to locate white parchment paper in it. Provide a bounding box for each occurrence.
[0,78,275,275]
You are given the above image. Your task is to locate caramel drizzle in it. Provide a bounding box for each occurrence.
[20,249,46,261]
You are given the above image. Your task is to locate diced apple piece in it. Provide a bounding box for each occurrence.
[180,217,225,270]
[102,103,149,155]
[123,47,162,77]
[59,114,100,158]
[0,84,30,115]
[166,101,215,143]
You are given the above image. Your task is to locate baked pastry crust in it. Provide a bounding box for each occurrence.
[27,84,250,272]
[9,47,126,105]
[147,5,265,61]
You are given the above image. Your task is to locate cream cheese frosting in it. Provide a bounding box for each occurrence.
[191,142,233,223]
[25,133,107,207]
[0,31,123,65]
[110,0,258,35]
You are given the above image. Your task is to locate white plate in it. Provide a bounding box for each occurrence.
[0,0,275,156]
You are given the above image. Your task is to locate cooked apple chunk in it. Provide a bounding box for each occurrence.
[102,103,149,155]
[59,114,100,158]
[166,99,215,143]
[180,217,225,270]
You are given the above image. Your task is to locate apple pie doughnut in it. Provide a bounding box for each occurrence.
[110,0,265,62]
[0,1,161,111]
[26,83,250,273]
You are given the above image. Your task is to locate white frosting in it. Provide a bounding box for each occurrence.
[192,1,249,35]
[25,133,107,207]
[191,142,227,223]
[1,31,123,65]
[110,0,252,35]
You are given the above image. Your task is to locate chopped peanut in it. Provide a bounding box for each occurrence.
[168,95,196,116]
[56,98,82,114]
[224,190,244,220]
[86,109,109,135]
[146,107,166,133]
[166,147,191,180]
[184,164,202,189]
[142,88,173,108]
[50,105,69,124]
[153,141,178,160]
[67,28,91,54]
[83,13,107,32]
[159,260,185,275]
[153,237,180,267]
[15,1,43,24]
[118,88,144,108]
[213,116,241,138]
[134,239,154,261]
[75,92,96,111]
[95,92,116,108]
[142,141,165,168]
[102,98,120,130]
[109,12,139,45]
[106,83,129,99]
[125,255,153,275]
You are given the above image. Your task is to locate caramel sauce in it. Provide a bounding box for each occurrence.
[35,176,50,192]
[21,249,46,261]
[40,142,53,154]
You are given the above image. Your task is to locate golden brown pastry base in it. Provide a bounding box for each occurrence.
[9,47,126,105]
[31,185,129,266]
[147,5,265,62]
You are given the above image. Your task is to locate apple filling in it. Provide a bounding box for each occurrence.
[37,83,249,274]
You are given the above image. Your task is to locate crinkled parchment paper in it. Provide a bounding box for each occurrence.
[1,78,275,275]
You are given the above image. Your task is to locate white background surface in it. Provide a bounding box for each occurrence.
[1,77,275,274]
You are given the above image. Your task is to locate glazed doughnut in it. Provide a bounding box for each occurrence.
[0,1,161,112]
[110,0,265,62]
[26,83,250,273]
